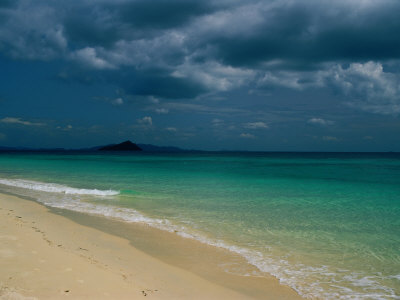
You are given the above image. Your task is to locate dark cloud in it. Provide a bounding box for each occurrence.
[203,1,400,68]
[63,0,215,49]
[118,0,213,30]
[1,0,400,111]
[2,0,400,65]
[0,1,65,59]
[311,17,400,61]
[119,68,207,99]
[64,11,123,49]
[205,3,312,67]
[0,0,14,8]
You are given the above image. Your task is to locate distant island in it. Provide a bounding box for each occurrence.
[0,140,190,153]
[99,141,142,151]
[97,141,187,152]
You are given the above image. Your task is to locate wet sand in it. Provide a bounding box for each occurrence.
[0,193,302,299]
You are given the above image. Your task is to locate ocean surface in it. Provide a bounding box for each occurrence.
[0,152,399,299]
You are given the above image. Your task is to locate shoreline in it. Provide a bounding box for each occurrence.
[0,192,302,299]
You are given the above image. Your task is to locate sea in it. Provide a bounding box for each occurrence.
[0,152,399,299]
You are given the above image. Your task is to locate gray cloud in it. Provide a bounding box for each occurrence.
[0,1,66,60]
[259,61,400,115]
[3,1,400,64]
[70,47,117,69]
[325,62,400,115]
[117,0,214,30]
[307,118,334,126]
[63,6,124,49]
[155,108,169,114]
[137,116,153,126]
[163,102,248,115]
[240,133,256,139]
[165,127,177,132]
[1,0,400,109]
[0,117,45,126]
[243,122,269,129]
[200,0,400,67]
[111,98,124,105]
[121,68,208,99]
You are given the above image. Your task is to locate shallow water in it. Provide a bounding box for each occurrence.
[0,152,399,299]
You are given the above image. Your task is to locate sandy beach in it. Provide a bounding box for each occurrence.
[0,193,301,299]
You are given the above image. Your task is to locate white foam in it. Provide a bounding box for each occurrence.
[0,178,119,196]
[390,274,400,281]
[35,198,400,300]
[0,178,398,299]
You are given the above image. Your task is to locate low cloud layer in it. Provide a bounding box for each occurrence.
[307,118,334,126]
[0,117,45,127]
[244,122,269,129]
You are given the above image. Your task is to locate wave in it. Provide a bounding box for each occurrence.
[33,198,400,300]
[0,178,397,299]
[0,178,119,196]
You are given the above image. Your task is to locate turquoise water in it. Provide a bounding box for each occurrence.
[0,152,399,299]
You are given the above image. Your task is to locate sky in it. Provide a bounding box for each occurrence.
[1,0,400,151]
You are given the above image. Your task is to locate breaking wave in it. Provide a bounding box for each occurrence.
[0,178,119,196]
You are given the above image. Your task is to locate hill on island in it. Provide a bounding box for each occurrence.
[0,141,190,153]
[98,141,142,151]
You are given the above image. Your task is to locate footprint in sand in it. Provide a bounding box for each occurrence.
[141,289,158,297]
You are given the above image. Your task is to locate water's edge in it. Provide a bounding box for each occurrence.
[1,152,399,299]
[0,190,303,299]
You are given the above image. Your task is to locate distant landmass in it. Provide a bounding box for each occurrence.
[0,140,189,153]
[137,144,185,152]
[99,141,142,151]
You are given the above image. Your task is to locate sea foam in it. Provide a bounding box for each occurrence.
[0,177,398,299]
[32,196,400,300]
[0,178,119,196]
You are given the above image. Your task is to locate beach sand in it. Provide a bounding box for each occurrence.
[0,193,302,299]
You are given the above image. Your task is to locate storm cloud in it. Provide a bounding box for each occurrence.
[1,0,400,150]
[1,0,400,109]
